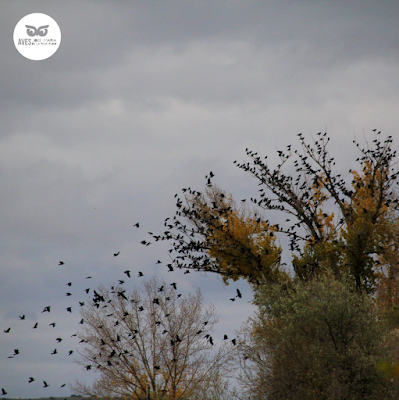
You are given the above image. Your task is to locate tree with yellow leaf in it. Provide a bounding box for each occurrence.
[155,131,399,296]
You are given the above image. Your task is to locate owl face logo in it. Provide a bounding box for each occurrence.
[25,25,49,37]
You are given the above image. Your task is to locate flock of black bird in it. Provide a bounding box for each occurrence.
[1,221,243,396]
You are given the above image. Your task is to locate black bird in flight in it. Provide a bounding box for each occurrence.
[171,282,177,290]
[231,339,236,345]
[85,288,90,293]
[49,323,56,327]
[68,350,73,355]
[43,381,49,387]
[19,315,25,320]
[124,270,131,278]
[59,261,65,265]
[236,289,242,298]
[28,377,35,383]
[51,349,57,355]
[134,222,139,228]
[41,306,51,313]
[4,327,10,333]
[230,298,236,302]
[223,334,228,340]
[168,264,174,271]
[114,251,120,257]
[66,292,72,296]
[32,322,38,329]
[66,282,72,286]
[1,388,7,395]
[138,271,144,277]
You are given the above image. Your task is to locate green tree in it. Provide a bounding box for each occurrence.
[235,277,399,400]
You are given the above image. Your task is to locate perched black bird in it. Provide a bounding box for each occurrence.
[4,327,10,333]
[184,270,190,274]
[231,339,236,345]
[124,270,131,278]
[59,261,65,265]
[114,251,120,257]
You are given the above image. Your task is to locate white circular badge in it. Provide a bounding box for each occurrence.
[13,13,61,60]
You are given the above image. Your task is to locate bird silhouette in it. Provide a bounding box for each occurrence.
[134,222,140,228]
[28,377,35,383]
[41,306,51,313]
[59,261,64,265]
[32,323,38,329]
[124,270,131,278]
[138,271,144,277]
[1,388,7,395]
[236,289,242,298]
[114,251,120,257]
[19,315,25,320]
[4,327,10,333]
[43,381,49,387]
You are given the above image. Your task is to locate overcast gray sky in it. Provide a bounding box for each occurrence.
[1,0,399,397]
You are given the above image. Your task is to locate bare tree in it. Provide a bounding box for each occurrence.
[71,276,236,400]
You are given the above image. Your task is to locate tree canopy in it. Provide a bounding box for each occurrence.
[152,131,399,299]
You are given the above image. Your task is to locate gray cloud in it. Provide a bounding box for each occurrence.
[0,0,398,397]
